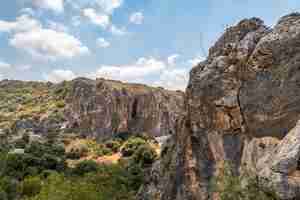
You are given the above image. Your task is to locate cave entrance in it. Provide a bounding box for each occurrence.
[132,99,138,119]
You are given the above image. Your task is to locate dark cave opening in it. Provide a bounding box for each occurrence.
[132,99,138,119]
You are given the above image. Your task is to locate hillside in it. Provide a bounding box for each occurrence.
[0,78,184,141]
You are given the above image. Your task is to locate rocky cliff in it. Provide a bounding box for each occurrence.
[139,13,300,200]
[0,78,184,140]
[65,78,184,139]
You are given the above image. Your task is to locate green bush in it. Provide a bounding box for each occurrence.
[210,162,278,200]
[26,173,99,200]
[55,101,66,109]
[132,144,157,167]
[41,153,65,171]
[105,140,121,153]
[26,168,138,200]
[5,153,27,179]
[121,137,147,157]
[66,142,89,159]
[0,176,18,200]
[0,188,8,200]
[2,142,67,179]
[20,176,42,198]
[84,164,138,200]
[0,135,151,200]
[125,162,144,191]
[73,160,99,176]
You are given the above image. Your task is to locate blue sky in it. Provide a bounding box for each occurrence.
[0,0,299,90]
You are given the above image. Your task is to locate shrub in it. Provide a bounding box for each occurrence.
[41,153,65,171]
[121,137,147,157]
[20,176,42,198]
[4,142,67,178]
[67,142,89,159]
[0,176,18,200]
[125,162,144,191]
[5,153,27,179]
[132,144,157,167]
[105,140,121,153]
[66,151,81,160]
[25,141,47,157]
[0,188,8,200]
[55,101,66,109]
[25,167,39,177]
[84,164,138,200]
[210,162,278,200]
[26,173,99,200]
[73,160,99,176]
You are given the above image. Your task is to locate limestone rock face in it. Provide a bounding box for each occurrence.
[257,120,300,199]
[139,13,300,200]
[0,78,184,140]
[65,78,185,139]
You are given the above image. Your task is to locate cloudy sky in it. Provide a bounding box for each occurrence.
[0,0,299,90]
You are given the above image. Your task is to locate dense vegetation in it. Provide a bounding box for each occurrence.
[0,134,158,200]
[210,162,278,200]
[0,80,71,133]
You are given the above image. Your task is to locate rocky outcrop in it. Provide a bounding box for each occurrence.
[257,120,300,199]
[65,78,185,139]
[139,13,300,200]
[0,78,184,140]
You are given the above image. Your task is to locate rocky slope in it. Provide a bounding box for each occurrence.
[0,78,184,140]
[139,13,300,200]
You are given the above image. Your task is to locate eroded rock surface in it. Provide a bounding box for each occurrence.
[65,78,185,139]
[257,120,300,199]
[139,13,300,200]
[0,78,184,140]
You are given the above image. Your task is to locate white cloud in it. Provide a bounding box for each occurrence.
[10,28,89,60]
[83,8,110,29]
[154,69,189,91]
[93,57,166,82]
[19,7,35,16]
[0,74,3,80]
[188,55,206,66]
[96,0,123,14]
[0,15,89,60]
[47,20,68,32]
[17,65,32,71]
[129,12,144,25]
[0,15,41,33]
[32,0,64,13]
[71,16,81,27]
[65,0,122,14]
[167,54,180,66]
[0,61,11,70]
[90,56,191,91]
[97,38,110,48]
[110,25,127,36]
[44,69,77,83]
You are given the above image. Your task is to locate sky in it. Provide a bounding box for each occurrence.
[0,0,299,90]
